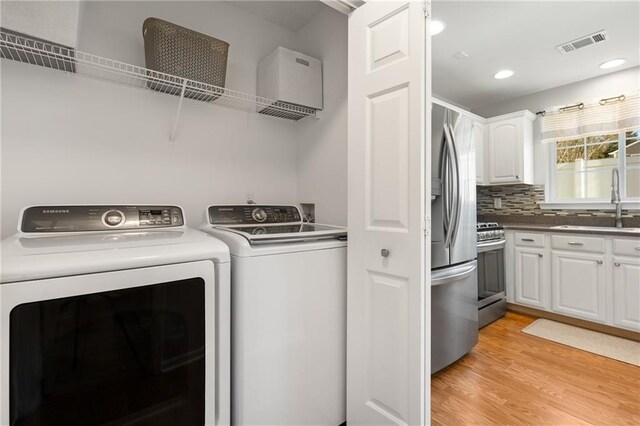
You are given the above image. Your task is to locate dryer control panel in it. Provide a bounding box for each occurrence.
[21,205,184,233]
[208,205,301,225]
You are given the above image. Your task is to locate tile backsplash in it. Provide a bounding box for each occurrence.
[477,184,640,226]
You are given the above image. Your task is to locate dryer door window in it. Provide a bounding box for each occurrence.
[10,278,205,426]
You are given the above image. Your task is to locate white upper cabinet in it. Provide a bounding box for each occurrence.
[485,111,535,185]
[473,120,485,184]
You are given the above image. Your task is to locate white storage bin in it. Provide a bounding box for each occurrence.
[257,46,323,110]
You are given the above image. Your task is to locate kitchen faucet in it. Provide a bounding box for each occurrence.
[611,168,623,228]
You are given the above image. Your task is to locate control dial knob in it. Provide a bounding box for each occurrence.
[102,210,125,227]
[251,208,267,223]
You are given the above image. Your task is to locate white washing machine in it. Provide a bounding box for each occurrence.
[202,205,347,426]
[1,205,230,426]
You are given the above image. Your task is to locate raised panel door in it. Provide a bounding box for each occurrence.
[473,121,485,184]
[347,2,428,425]
[612,257,640,331]
[551,252,606,322]
[514,247,546,309]
[488,118,521,183]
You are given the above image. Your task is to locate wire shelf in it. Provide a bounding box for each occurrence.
[0,30,317,124]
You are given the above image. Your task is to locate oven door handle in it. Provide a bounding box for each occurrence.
[477,239,506,253]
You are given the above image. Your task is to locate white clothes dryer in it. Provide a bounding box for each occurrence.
[1,205,230,426]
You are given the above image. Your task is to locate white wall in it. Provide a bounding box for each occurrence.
[472,66,640,118]
[1,1,349,237]
[471,66,640,184]
[1,1,80,47]
[76,1,299,96]
[295,7,348,226]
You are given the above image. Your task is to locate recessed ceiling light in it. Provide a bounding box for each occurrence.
[431,20,446,36]
[600,58,626,69]
[494,70,514,79]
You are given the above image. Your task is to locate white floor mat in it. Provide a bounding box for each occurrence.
[522,318,640,366]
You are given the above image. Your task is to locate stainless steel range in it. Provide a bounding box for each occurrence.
[477,222,507,328]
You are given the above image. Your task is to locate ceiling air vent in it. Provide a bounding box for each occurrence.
[556,30,608,54]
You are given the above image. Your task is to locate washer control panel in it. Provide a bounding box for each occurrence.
[209,205,301,225]
[21,205,184,233]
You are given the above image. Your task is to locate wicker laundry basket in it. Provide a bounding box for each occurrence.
[142,17,229,101]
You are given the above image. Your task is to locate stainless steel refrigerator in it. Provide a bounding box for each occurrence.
[430,101,478,374]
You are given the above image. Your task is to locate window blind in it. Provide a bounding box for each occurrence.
[540,94,640,143]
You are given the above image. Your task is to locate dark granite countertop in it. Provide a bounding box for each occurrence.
[500,223,640,238]
[477,214,640,237]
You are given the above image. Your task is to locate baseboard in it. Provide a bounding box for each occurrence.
[507,303,640,342]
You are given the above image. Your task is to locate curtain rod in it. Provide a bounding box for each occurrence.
[599,94,625,105]
[537,93,629,116]
[559,102,585,113]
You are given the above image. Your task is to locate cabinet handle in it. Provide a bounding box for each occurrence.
[538,253,543,258]
[567,242,584,246]
[521,238,535,242]
[516,175,520,179]
[597,260,603,265]
[635,247,640,251]
[614,261,621,267]
[381,249,390,258]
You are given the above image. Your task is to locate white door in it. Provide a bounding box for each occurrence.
[347,1,428,425]
[488,118,521,183]
[612,257,640,331]
[514,247,546,309]
[551,252,606,322]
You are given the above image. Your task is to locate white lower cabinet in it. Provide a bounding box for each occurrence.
[506,231,640,331]
[612,256,640,331]
[551,251,606,323]
[514,247,546,309]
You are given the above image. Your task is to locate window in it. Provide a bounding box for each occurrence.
[550,130,640,202]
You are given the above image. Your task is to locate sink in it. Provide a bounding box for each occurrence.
[551,225,640,233]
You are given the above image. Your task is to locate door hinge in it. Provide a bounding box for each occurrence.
[423,216,431,236]
[424,2,430,19]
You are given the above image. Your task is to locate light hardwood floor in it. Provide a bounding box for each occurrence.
[431,312,640,425]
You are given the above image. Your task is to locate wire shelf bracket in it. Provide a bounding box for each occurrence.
[0,30,318,142]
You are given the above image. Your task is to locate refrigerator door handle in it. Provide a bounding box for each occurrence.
[443,123,459,249]
[440,127,452,243]
[431,261,477,287]
[447,123,462,247]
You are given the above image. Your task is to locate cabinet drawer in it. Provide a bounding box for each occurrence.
[515,232,545,248]
[551,234,605,253]
[613,238,640,257]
